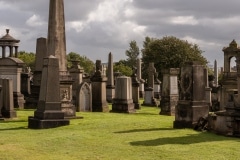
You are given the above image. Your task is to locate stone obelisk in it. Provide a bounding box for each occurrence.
[106,52,115,102]
[47,0,75,117]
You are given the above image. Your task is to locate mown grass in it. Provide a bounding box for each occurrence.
[0,105,240,160]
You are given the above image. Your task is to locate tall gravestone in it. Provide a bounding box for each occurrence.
[0,78,17,118]
[131,67,140,109]
[143,63,158,106]
[112,76,135,113]
[137,59,145,98]
[76,82,92,112]
[47,0,75,117]
[160,68,179,116]
[91,60,109,112]
[28,56,69,129]
[106,52,115,103]
[174,62,209,128]
[26,38,47,108]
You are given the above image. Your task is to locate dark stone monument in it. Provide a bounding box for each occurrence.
[0,84,3,120]
[173,61,209,129]
[91,60,109,112]
[28,56,69,129]
[0,78,17,118]
[106,52,115,103]
[131,67,140,109]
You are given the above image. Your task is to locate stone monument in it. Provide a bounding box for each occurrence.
[28,56,70,129]
[112,76,135,113]
[137,58,145,98]
[91,60,109,112]
[173,61,209,129]
[47,0,75,117]
[160,68,179,116]
[131,67,140,109]
[106,52,115,103]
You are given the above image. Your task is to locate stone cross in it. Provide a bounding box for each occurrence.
[147,62,156,89]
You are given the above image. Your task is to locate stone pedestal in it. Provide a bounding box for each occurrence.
[91,60,109,112]
[112,76,135,113]
[28,56,69,129]
[143,87,158,107]
[174,62,208,129]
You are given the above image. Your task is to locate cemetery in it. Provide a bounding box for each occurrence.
[1,0,240,159]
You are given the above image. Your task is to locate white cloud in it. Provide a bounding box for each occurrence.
[170,16,199,25]
[26,14,45,27]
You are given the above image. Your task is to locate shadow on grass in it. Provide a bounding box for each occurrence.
[130,133,240,146]
[0,126,27,131]
[115,127,174,133]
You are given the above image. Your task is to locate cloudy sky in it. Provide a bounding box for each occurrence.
[1,0,240,67]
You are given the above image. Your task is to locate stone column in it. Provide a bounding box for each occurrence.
[2,46,6,58]
[204,68,212,107]
[106,52,115,103]
[14,46,18,58]
[9,46,13,57]
[137,58,145,98]
[47,0,67,72]
[28,56,70,129]
[214,60,218,86]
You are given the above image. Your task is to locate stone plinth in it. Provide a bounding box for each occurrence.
[28,56,69,129]
[173,62,208,129]
[160,68,179,116]
[112,76,135,113]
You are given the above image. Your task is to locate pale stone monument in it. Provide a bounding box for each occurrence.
[137,58,145,98]
[28,56,70,129]
[106,52,115,103]
[47,0,75,117]
[91,60,109,112]
[174,62,209,129]
[0,78,17,118]
[160,68,179,116]
[76,82,92,112]
[112,76,135,113]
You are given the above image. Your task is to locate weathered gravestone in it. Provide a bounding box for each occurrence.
[160,68,179,116]
[91,60,109,112]
[112,76,135,113]
[47,0,75,118]
[131,67,140,109]
[28,56,70,129]
[174,61,209,129]
[106,52,115,103]
[0,79,17,118]
[76,82,92,112]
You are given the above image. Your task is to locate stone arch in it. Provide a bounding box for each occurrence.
[76,82,92,112]
[229,56,236,72]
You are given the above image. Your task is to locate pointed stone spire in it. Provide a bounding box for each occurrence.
[47,0,67,72]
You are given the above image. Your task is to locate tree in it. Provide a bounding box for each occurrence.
[67,52,94,75]
[141,36,208,80]
[18,51,36,71]
[113,61,132,77]
[125,40,140,67]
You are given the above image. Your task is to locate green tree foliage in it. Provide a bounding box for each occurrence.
[113,61,132,77]
[141,36,208,80]
[125,40,140,67]
[67,52,94,75]
[18,51,36,71]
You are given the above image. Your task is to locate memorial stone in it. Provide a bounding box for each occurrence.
[76,82,92,111]
[106,52,115,103]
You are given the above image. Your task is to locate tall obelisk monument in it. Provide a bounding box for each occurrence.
[47,0,75,117]
[47,0,67,72]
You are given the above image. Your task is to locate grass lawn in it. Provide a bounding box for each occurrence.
[0,105,240,160]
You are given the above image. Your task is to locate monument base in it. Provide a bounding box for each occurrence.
[134,103,141,110]
[28,116,69,129]
[160,96,178,116]
[2,110,17,118]
[14,92,25,109]
[112,99,135,113]
[61,101,76,118]
[92,102,109,112]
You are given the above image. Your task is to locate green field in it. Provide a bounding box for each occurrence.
[0,106,240,160]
